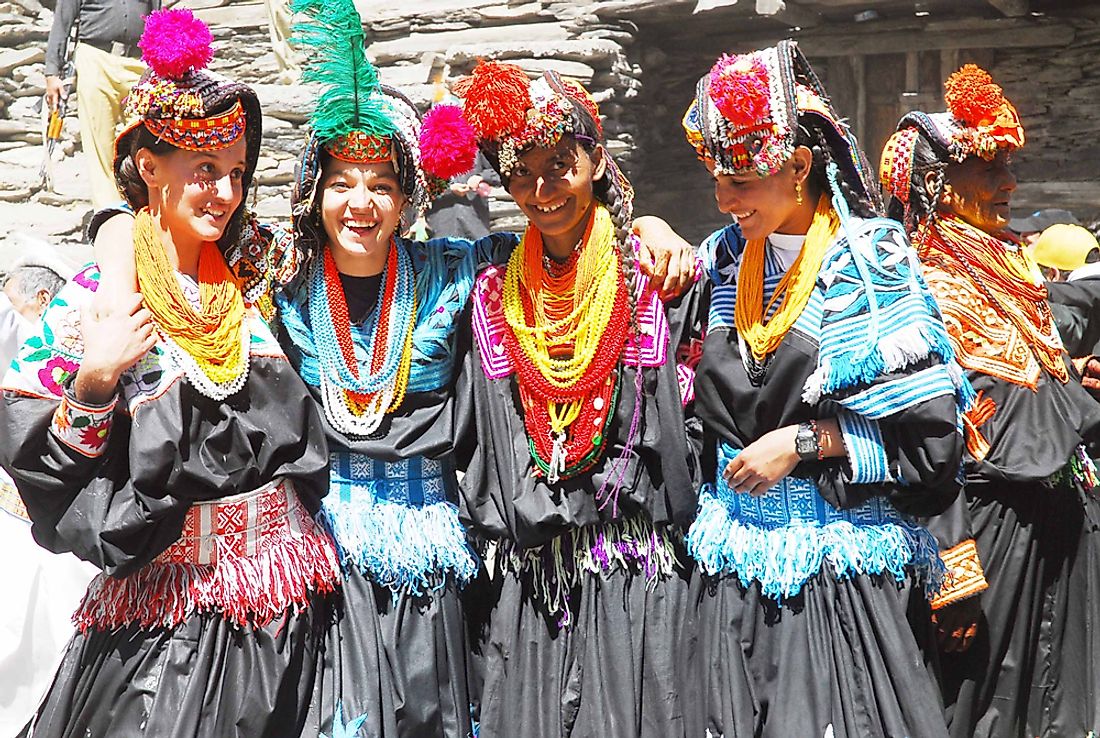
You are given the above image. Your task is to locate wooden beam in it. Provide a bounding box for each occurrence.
[769,1,822,28]
[986,0,1029,17]
[702,18,1073,56]
[851,54,866,140]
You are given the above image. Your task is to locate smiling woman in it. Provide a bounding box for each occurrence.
[0,10,337,737]
[882,64,1100,737]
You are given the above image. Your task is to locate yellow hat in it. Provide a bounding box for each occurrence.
[1032,224,1100,271]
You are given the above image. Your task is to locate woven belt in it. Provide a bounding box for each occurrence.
[75,477,341,630]
[155,478,309,565]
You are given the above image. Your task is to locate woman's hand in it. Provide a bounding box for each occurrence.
[74,292,156,405]
[931,596,982,653]
[631,215,697,301]
[722,425,800,496]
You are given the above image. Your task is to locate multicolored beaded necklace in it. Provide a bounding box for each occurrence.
[133,207,249,400]
[502,206,631,482]
[309,239,417,436]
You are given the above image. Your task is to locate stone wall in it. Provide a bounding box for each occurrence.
[1,0,1097,259]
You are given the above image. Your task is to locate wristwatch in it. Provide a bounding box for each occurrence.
[794,420,820,462]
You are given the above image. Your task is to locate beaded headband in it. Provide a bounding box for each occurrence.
[879,126,919,204]
[142,100,245,152]
[323,130,394,164]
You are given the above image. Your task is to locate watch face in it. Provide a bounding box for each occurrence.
[795,425,817,459]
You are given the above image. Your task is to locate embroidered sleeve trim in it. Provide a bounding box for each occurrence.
[929,538,988,610]
[50,389,116,458]
[837,409,894,484]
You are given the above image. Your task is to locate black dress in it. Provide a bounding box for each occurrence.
[0,220,337,737]
[278,234,515,738]
[919,235,1100,738]
[455,237,705,738]
[689,220,965,738]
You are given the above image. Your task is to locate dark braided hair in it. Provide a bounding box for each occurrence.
[885,132,948,236]
[796,116,878,220]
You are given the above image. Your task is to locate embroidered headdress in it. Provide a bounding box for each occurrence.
[681,40,881,213]
[113,9,263,250]
[421,61,632,214]
[290,0,431,262]
[880,64,1025,208]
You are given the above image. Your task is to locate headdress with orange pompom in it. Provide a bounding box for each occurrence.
[879,64,1024,218]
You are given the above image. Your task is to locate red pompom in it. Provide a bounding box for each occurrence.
[707,53,771,130]
[139,8,214,80]
[944,64,1005,127]
[453,60,530,141]
[419,104,478,180]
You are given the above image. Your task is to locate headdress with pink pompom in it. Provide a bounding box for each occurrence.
[121,8,245,153]
[420,60,605,178]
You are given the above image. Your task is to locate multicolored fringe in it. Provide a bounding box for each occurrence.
[1048,444,1100,493]
[73,489,340,631]
[499,515,678,628]
[319,495,478,598]
[687,484,945,602]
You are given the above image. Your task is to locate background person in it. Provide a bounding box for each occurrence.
[45,0,156,209]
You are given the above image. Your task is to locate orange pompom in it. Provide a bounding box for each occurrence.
[944,64,1005,127]
[454,60,531,141]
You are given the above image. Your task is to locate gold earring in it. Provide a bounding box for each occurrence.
[795,181,804,205]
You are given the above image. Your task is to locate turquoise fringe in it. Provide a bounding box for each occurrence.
[686,486,945,602]
[319,494,478,598]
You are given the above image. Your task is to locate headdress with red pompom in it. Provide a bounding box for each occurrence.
[420,61,603,178]
[943,64,1024,159]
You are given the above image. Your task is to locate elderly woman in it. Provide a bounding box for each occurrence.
[881,63,1100,737]
[681,41,968,737]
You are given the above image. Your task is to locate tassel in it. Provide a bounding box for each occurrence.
[319,495,478,598]
[962,390,995,462]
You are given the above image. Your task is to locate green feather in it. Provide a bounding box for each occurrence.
[291,0,396,142]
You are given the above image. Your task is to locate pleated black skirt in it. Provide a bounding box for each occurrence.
[693,569,948,738]
[470,554,701,738]
[313,569,474,738]
[29,593,332,738]
[941,481,1100,738]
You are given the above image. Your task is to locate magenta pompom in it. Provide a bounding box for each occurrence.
[419,104,478,181]
[139,8,214,80]
[708,53,771,131]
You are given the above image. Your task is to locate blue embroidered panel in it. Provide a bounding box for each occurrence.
[329,452,456,506]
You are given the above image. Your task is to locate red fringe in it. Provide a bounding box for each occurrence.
[73,520,340,632]
[453,60,530,141]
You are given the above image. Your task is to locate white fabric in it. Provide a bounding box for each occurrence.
[0,292,32,375]
[768,232,807,272]
[1068,262,1100,282]
[0,493,97,735]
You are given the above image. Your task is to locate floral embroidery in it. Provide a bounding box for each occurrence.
[51,392,115,458]
[37,356,79,397]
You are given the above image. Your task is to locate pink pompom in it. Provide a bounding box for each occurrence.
[419,104,478,180]
[708,53,771,131]
[139,8,214,80]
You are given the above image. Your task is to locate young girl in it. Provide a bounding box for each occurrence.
[682,41,967,737]
[433,61,705,738]
[0,11,336,736]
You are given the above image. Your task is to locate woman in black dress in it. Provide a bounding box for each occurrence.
[681,41,967,737]
[881,62,1100,738]
[0,11,335,736]
[438,61,705,737]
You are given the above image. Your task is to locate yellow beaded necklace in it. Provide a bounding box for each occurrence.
[735,194,837,360]
[133,207,246,385]
[502,205,626,445]
[502,206,620,389]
